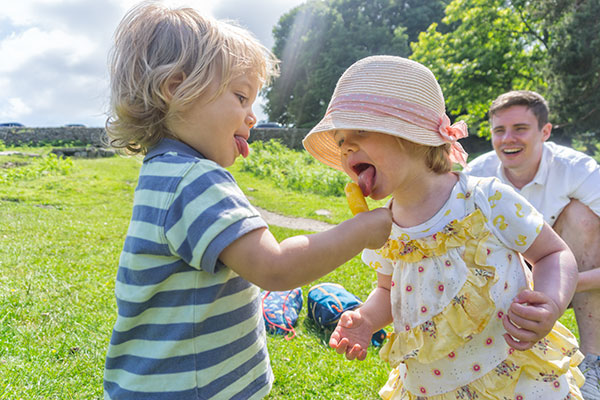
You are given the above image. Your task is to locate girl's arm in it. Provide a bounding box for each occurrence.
[502,223,578,350]
[219,207,392,291]
[524,223,578,313]
[329,272,393,361]
[577,268,600,292]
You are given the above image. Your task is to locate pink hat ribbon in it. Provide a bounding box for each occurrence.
[438,114,469,168]
[327,93,469,167]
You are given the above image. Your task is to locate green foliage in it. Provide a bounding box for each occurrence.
[38,139,87,147]
[265,0,598,144]
[0,153,73,184]
[241,140,348,196]
[394,0,450,43]
[571,134,600,163]
[410,0,547,138]
[411,0,600,144]
[265,0,449,128]
[523,0,600,142]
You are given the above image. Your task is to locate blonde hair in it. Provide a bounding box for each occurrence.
[396,137,452,174]
[106,1,279,154]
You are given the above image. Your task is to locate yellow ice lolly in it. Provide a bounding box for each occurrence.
[345,182,369,215]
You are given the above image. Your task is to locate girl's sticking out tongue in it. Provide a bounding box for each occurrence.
[357,164,375,197]
[234,135,249,158]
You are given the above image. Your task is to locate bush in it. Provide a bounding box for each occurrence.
[0,153,73,184]
[241,140,348,197]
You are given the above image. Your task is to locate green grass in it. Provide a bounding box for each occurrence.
[0,147,579,399]
[0,150,140,399]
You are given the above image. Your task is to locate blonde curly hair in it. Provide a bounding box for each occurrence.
[106,1,279,154]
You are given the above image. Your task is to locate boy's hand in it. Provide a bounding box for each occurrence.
[502,289,560,351]
[355,208,392,249]
[329,309,373,361]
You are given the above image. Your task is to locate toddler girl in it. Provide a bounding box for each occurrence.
[303,56,584,399]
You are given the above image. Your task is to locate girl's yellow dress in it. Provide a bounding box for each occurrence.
[362,173,584,399]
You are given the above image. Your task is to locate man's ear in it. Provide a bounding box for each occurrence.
[162,73,185,102]
[541,122,552,142]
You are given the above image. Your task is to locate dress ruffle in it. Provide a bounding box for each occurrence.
[380,266,496,365]
[380,321,584,399]
[377,209,488,263]
[513,322,584,387]
[380,209,498,364]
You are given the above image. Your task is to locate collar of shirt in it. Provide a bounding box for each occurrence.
[144,138,205,162]
[496,143,551,191]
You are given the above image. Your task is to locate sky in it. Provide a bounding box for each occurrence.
[0,0,306,127]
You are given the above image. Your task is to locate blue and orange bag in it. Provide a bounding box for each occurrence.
[307,283,387,346]
[261,288,303,340]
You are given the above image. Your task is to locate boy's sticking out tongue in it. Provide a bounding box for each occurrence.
[357,164,375,197]
[235,135,249,158]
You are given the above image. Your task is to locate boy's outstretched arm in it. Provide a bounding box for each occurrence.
[219,207,392,291]
[502,223,578,350]
[329,272,393,361]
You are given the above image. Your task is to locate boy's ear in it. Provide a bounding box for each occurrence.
[162,73,185,102]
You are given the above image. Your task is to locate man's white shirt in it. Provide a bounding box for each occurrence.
[467,141,600,226]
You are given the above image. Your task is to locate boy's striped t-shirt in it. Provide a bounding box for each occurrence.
[104,139,272,399]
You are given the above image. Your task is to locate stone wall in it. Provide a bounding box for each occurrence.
[0,126,491,154]
[0,127,108,147]
[0,127,310,150]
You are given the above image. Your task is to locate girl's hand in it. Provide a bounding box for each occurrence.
[329,309,373,361]
[502,289,560,351]
[354,208,392,250]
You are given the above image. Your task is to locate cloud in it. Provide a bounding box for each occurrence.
[0,27,96,73]
[0,0,304,127]
[0,98,32,120]
[213,0,302,50]
[0,0,124,126]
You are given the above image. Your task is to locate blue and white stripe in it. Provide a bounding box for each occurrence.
[104,139,271,399]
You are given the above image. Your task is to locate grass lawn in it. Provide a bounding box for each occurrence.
[0,148,578,399]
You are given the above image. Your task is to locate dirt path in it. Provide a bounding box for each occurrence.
[254,206,334,232]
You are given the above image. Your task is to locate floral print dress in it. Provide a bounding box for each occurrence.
[362,173,584,400]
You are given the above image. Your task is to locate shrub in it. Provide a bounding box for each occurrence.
[0,153,73,184]
[241,140,348,196]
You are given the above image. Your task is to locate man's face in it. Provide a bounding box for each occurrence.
[490,105,551,181]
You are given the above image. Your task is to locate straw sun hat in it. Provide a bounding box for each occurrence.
[302,55,468,171]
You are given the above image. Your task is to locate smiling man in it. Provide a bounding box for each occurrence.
[467,90,600,398]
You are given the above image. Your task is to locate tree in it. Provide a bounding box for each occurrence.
[524,0,600,143]
[411,0,600,144]
[264,0,449,128]
[396,0,452,43]
[264,2,342,128]
[410,0,547,138]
